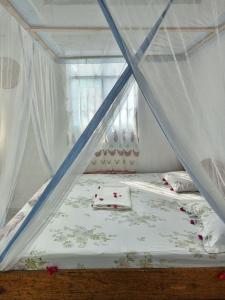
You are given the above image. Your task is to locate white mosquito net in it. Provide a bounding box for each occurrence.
[0,8,33,227]
[0,0,141,269]
[102,0,225,220]
[1,0,225,270]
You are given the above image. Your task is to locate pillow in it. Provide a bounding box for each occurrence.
[182,200,211,218]
[163,171,198,193]
[200,210,225,254]
[179,198,225,254]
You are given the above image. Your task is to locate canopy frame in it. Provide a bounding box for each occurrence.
[1,0,225,61]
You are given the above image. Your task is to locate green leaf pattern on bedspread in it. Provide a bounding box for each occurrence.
[16,251,49,270]
[65,196,91,209]
[105,210,165,227]
[13,173,222,270]
[159,230,202,253]
[114,252,153,268]
[50,225,116,248]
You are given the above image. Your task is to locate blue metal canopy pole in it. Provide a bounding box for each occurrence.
[0,2,172,265]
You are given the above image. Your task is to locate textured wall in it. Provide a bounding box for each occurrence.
[136,90,182,172]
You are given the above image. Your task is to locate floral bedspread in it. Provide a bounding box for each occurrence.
[13,173,225,270]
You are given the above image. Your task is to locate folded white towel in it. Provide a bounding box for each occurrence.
[92,186,131,210]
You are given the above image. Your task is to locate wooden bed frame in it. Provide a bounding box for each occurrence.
[1,268,225,300]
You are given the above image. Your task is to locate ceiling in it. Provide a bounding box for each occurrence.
[3,0,225,62]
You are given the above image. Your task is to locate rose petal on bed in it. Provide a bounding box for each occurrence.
[217,272,225,280]
[198,234,203,241]
[46,266,58,276]
[190,219,196,225]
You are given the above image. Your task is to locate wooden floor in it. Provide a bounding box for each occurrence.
[1,268,225,300]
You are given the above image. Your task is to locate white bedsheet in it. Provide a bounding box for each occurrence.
[14,173,225,270]
[92,186,131,210]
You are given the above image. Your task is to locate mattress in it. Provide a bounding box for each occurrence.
[13,173,225,270]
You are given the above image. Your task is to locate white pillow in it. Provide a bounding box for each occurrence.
[163,171,198,193]
[183,201,211,217]
[179,199,225,254]
[201,211,225,254]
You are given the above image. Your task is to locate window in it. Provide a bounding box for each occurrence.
[68,61,139,172]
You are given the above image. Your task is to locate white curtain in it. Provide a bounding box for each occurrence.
[0,6,33,226]
[68,62,139,173]
[104,0,225,222]
[31,47,62,176]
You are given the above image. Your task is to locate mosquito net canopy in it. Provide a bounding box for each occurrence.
[0,0,225,270]
[101,0,225,220]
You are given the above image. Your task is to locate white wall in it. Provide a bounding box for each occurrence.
[137,91,182,172]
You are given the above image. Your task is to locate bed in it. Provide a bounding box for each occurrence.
[2,173,225,300]
[13,173,225,270]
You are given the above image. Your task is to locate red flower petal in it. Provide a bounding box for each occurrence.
[46,266,58,276]
[198,234,203,241]
[190,219,196,225]
[180,207,186,212]
[217,272,225,280]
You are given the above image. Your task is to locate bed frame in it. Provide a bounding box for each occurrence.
[1,268,225,300]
